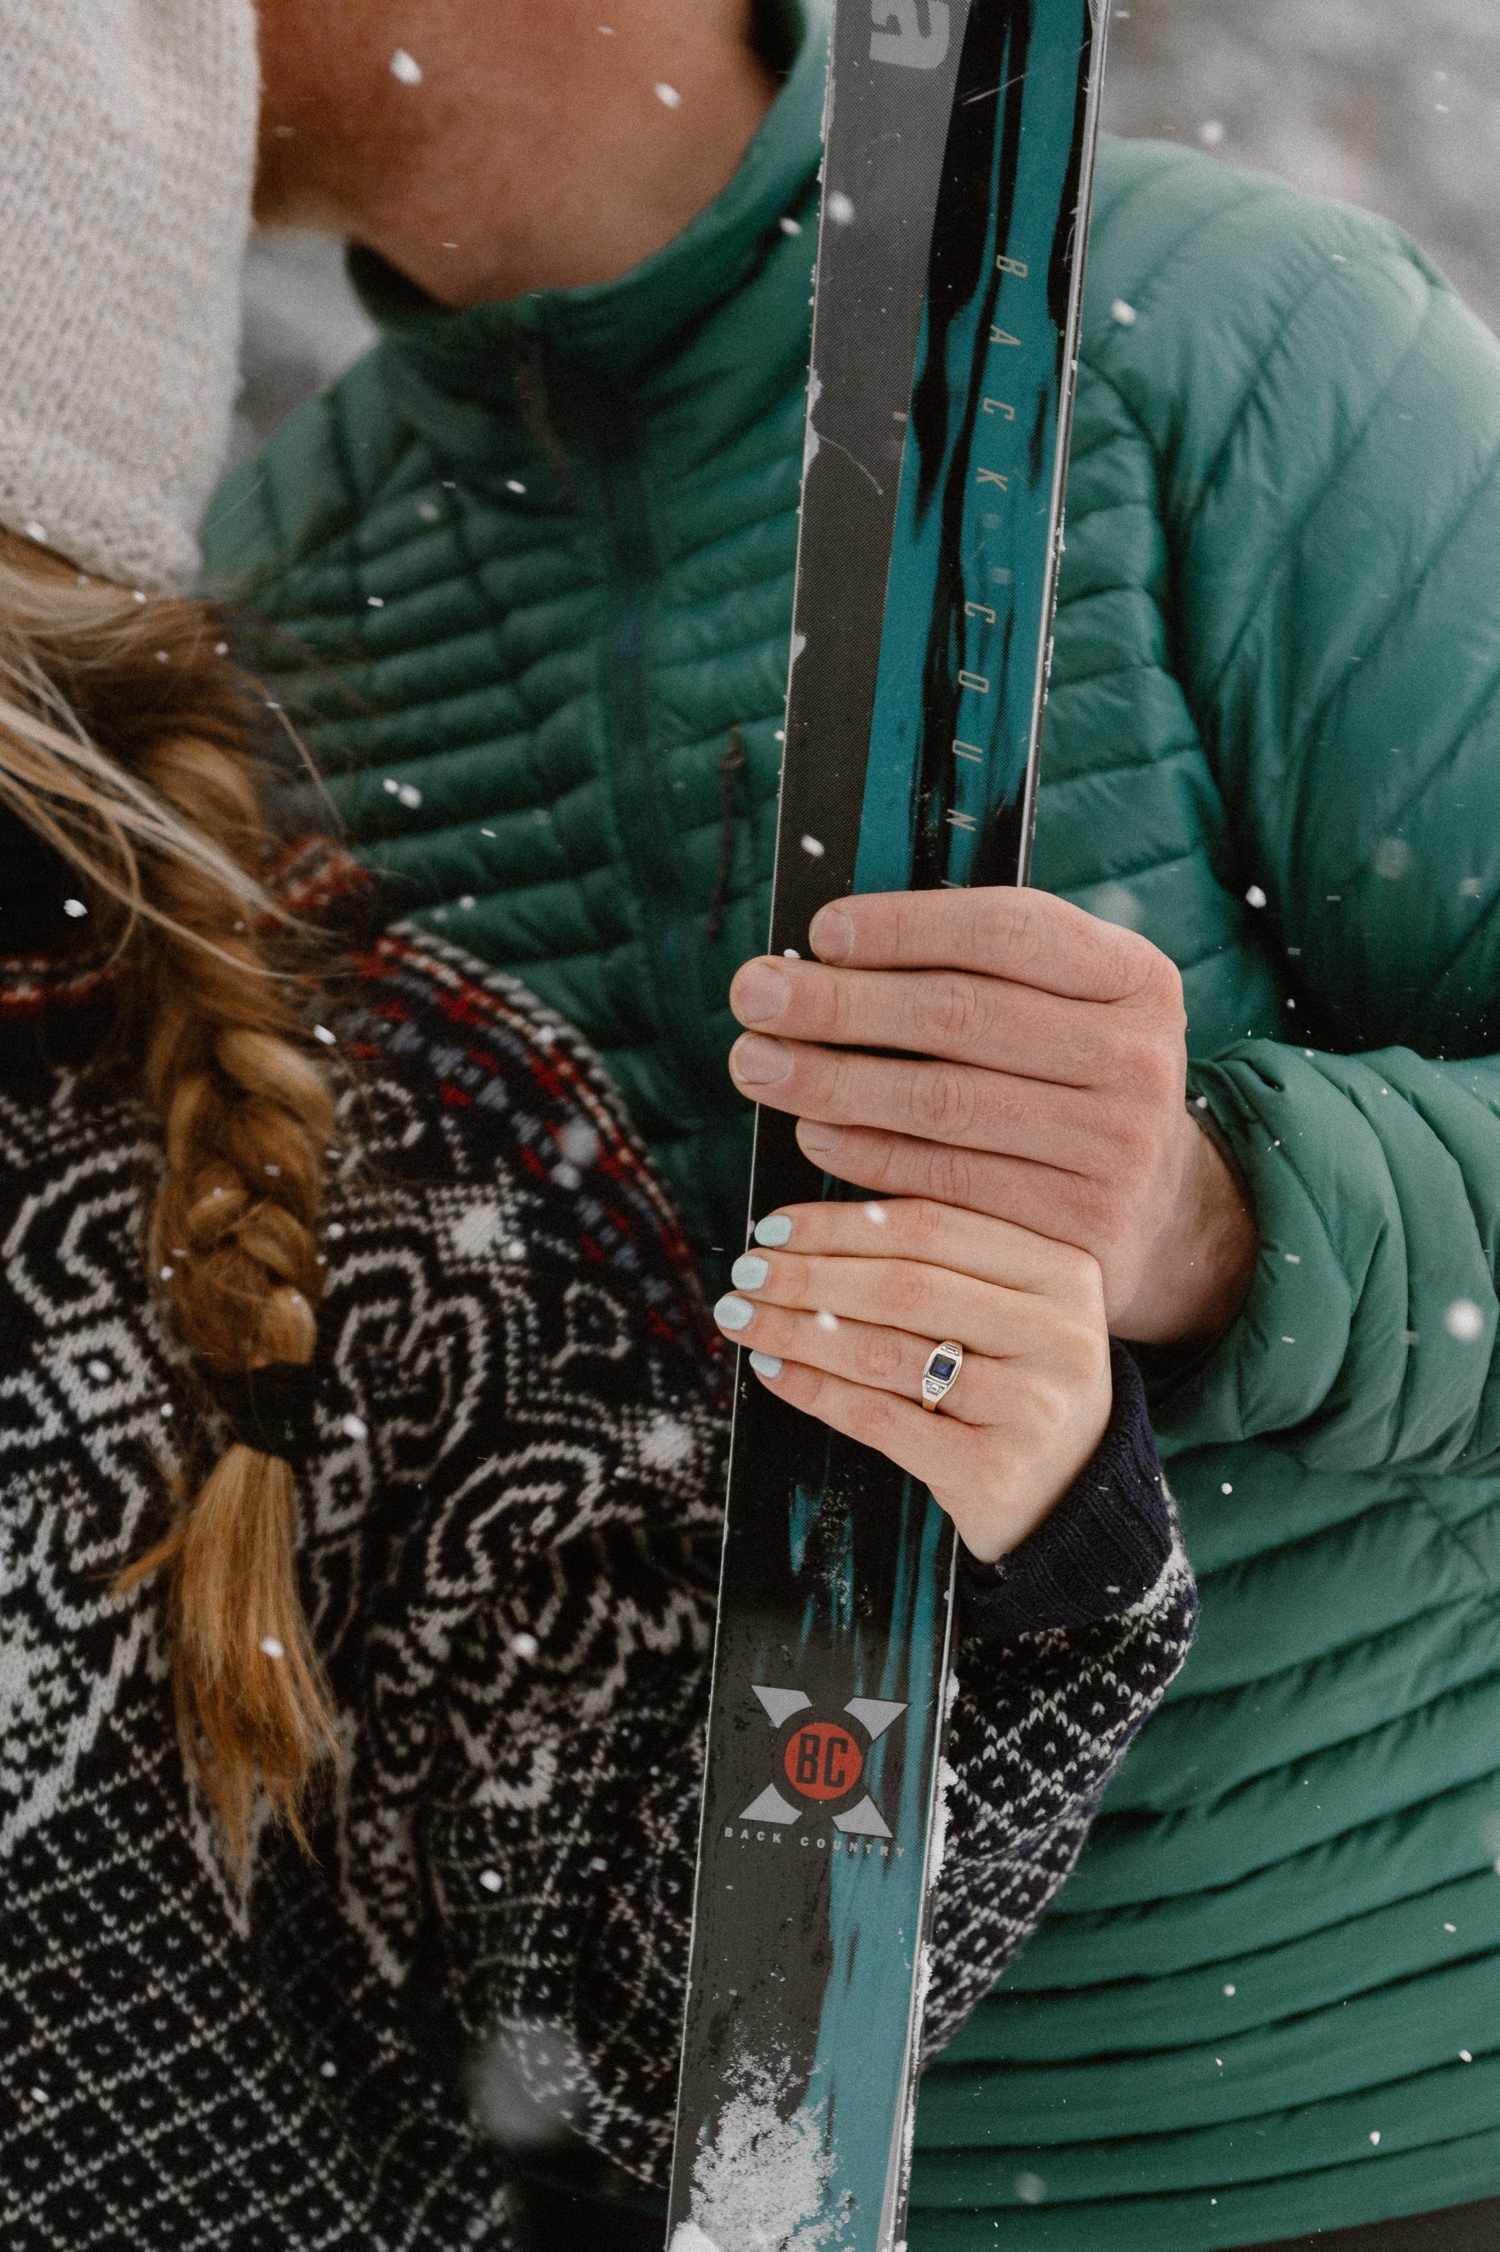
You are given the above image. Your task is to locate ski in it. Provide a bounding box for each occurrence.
[667,5,1108,2247]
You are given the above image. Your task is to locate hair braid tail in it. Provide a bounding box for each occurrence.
[117,736,339,1864]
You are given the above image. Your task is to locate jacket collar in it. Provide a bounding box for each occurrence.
[348,0,828,388]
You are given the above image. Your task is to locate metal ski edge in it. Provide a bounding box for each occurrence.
[1014,0,1112,892]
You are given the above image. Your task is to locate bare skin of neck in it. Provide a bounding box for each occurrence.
[253,0,778,308]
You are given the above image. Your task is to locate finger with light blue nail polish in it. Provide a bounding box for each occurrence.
[749,1352,783,1379]
[714,1294,755,1332]
[731,1254,769,1290]
[754,1214,793,1247]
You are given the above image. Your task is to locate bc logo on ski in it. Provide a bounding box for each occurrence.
[735,1685,909,1838]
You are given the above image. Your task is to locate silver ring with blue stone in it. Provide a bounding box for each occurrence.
[920,1340,965,1412]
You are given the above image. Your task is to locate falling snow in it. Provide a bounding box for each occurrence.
[640,1413,696,1473]
[452,1201,504,1260]
[1445,1298,1485,1342]
[467,2018,588,2150]
[390,48,423,84]
[1089,882,1143,931]
[826,190,856,226]
[655,81,682,109]
[560,1119,600,1168]
[1110,297,1138,326]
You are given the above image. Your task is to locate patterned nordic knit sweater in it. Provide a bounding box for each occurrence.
[0,834,1197,2251]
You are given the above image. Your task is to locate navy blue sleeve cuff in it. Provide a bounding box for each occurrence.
[957,1341,1172,1645]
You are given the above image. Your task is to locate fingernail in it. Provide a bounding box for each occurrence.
[749,1352,783,1379]
[714,1294,755,1331]
[731,1253,769,1290]
[797,1120,844,1153]
[754,1215,793,1247]
[810,905,854,962]
[734,960,791,1023]
[731,1035,792,1086]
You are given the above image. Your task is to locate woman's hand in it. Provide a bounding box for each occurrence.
[713,1198,1112,1564]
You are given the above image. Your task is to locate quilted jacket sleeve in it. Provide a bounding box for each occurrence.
[1081,143,1500,1473]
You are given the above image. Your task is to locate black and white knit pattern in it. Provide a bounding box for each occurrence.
[0,861,1196,2250]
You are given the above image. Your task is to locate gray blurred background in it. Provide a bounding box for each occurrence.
[232,0,1500,468]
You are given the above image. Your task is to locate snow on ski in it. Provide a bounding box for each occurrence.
[667,5,1109,2248]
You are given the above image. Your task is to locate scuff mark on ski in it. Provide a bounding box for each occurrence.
[677,2060,852,2252]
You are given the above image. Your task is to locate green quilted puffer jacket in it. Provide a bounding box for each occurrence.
[206,9,1500,2243]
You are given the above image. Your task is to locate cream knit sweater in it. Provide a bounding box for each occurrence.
[0,1,258,591]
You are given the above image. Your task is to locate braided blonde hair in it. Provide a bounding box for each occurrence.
[0,530,337,1864]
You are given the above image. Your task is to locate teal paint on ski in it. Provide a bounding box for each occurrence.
[813,1486,950,2249]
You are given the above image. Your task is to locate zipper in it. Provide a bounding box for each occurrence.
[600,424,718,1092]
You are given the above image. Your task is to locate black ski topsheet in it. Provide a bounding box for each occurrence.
[667,6,1107,2248]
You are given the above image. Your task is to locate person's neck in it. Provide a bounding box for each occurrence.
[254,0,779,309]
